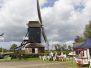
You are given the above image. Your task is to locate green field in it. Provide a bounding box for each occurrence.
[0,57,91,68]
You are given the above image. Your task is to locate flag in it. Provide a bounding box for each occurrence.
[0,33,4,40]
[0,33,4,36]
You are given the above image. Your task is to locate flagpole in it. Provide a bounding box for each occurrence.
[2,36,4,54]
[1,45,3,54]
[0,33,4,54]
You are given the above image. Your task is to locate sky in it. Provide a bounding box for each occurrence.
[0,0,91,49]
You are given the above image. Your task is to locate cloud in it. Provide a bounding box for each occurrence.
[42,0,91,42]
[0,0,46,42]
[0,0,91,45]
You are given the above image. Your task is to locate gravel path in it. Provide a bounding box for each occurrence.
[0,61,73,68]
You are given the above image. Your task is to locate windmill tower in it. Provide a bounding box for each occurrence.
[24,21,44,54]
[17,0,49,54]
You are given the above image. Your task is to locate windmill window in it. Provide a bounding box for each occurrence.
[32,48,35,53]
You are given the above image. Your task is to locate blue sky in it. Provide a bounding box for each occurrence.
[74,1,85,12]
[42,0,57,7]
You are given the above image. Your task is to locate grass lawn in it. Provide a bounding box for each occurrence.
[1,57,91,68]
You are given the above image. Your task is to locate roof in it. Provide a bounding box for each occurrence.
[28,21,41,27]
[74,39,91,49]
[25,43,44,48]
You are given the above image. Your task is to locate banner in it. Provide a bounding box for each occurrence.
[0,33,4,36]
[0,36,4,40]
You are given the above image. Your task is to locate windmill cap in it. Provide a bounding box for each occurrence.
[27,21,41,27]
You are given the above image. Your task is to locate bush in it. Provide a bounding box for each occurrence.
[9,53,17,59]
[23,54,39,58]
[0,54,4,59]
[4,55,11,60]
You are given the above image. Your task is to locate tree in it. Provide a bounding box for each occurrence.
[54,44,67,51]
[54,44,61,51]
[10,44,17,52]
[73,36,85,48]
[0,48,7,52]
[74,36,85,44]
[68,45,72,51]
[62,44,67,50]
[84,21,91,39]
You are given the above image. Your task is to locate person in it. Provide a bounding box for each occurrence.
[53,52,57,61]
[61,52,65,61]
[49,51,54,61]
[42,55,47,61]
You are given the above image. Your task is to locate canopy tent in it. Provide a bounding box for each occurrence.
[74,39,91,49]
[73,39,91,67]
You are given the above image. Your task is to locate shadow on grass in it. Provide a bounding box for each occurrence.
[0,57,40,62]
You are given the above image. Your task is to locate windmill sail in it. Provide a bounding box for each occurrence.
[37,0,42,24]
[37,0,49,50]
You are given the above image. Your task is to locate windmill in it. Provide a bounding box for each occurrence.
[16,0,49,54]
